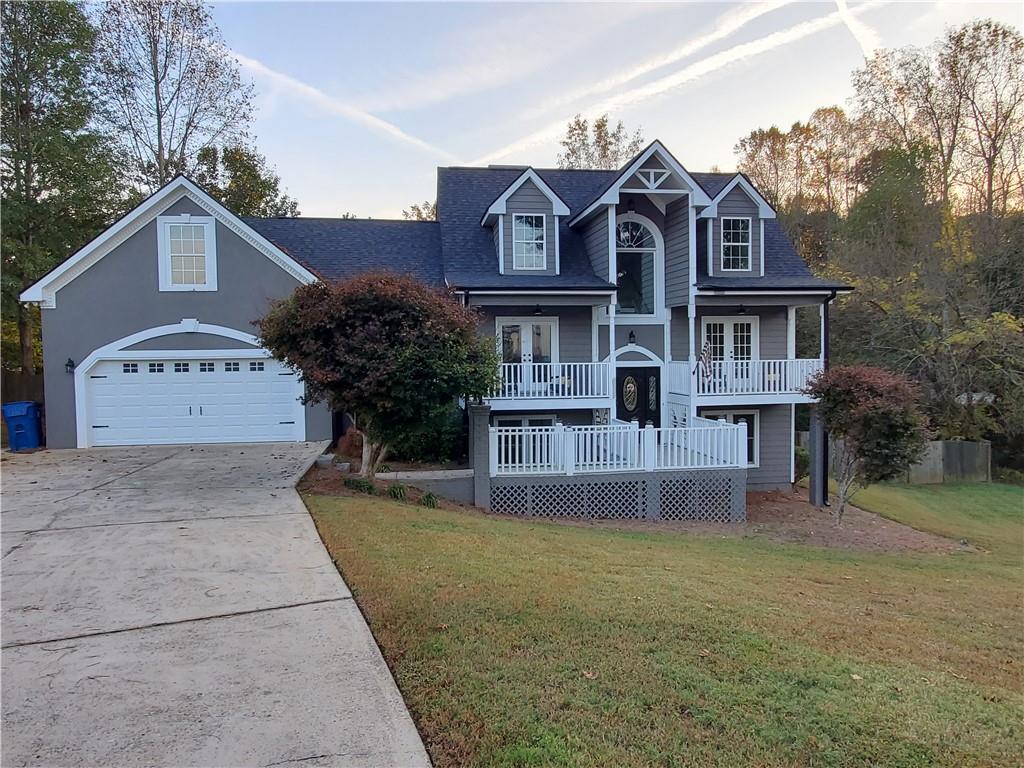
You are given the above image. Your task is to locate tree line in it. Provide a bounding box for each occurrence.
[1,0,298,372]
[733,20,1023,467]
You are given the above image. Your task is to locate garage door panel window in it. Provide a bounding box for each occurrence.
[148,362,164,373]
[225,361,240,372]
[174,362,189,373]
[157,215,217,292]
[122,363,138,374]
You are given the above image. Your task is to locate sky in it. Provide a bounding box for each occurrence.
[211,1,1024,218]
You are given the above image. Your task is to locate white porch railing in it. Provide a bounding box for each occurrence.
[488,362,613,400]
[668,359,823,396]
[489,418,746,476]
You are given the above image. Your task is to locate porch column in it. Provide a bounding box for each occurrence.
[687,303,697,422]
[468,403,492,509]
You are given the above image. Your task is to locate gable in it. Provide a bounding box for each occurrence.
[21,177,316,309]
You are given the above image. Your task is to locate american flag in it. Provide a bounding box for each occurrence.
[694,339,714,380]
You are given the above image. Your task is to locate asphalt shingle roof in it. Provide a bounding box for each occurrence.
[437,166,618,290]
[243,217,444,286]
[695,218,852,291]
[240,164,840,294]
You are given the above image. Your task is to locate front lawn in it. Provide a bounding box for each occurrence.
[305,483,1023,767]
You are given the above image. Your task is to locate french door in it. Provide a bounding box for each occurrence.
[702,317,758,391]
[497,319,558,395]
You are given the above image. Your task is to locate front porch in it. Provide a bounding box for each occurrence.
[667,358,823,405]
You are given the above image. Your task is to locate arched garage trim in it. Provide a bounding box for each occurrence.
[74,318,303,447]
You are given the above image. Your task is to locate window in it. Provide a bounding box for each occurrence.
[512,214,546,270]
[615,220,656,315]
[199,362,215,373]
[122,363,139,374]
[249,361,265,372]
[173,362,190,373]
[703,410,759,466]
[224,361,240,372]
[157,215,217,291]
[720,217,751,271]
[495,416,556,428]
[148,362,164,374]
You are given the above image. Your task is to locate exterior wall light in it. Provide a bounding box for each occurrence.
[65,358,76,374]
[628,330,637,344]
[533,305,543,316]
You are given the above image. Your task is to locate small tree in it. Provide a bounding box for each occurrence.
[257,274,498,477]
[805,365,928,523]
[402,200,436,221]
[557,114,645,170]
[194,144,300,217]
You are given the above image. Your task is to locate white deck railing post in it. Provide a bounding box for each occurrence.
[488,427,499,477]
[642,425,657,471]
[737,419,748,467]
[560,424,575,475]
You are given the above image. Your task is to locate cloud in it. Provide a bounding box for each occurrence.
[522,0,795,120]
[350,3,669,114]
[471,1,884,166]
[232,50,456,160]
[835,0,881,59]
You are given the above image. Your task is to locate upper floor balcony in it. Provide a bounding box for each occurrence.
[667,359,823,405]
[486,361,614,410]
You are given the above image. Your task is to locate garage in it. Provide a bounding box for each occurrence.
[84,354,305,446]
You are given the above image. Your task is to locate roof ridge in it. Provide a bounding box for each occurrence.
[245,216,439,224]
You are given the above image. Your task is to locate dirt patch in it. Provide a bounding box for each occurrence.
[549,490,970,554]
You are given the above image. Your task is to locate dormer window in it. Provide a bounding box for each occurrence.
[157,214,218,291]
[512,214,546,270]
[721,217,751,271]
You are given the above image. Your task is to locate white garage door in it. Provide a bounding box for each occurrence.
[85,356,304,446]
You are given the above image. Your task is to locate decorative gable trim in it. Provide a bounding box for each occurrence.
[480,168,570,225]
[20,176,317,309]
[697,174,776,219]
[568,141,713,226]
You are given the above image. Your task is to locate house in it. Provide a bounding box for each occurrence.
[21,140,850,518]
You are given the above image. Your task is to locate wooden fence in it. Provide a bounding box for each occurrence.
[1,370,44,404]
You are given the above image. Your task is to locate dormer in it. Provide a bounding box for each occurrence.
[481,168,569,276]
[697,175,775,278]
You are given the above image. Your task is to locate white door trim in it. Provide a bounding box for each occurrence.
[494,317,560,363]
[74,319,304,447]
[701,315,761,360]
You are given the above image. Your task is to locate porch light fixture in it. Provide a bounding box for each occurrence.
[65,358,75,374]
[533,304,543,316]
[628,330,636,344]
[737,304,747,315]
[627,198,636,212]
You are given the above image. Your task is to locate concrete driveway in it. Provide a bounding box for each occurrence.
[1,443,430,768]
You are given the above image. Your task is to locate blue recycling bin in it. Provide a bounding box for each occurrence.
[2,401,42,452]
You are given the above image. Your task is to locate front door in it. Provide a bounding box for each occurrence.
[616,367,660,426]
[702,317,758,390]
[497,319,557,394]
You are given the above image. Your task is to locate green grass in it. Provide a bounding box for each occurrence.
[305,483,1023,767]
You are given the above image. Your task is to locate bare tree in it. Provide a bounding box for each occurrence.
[734,126,791,209]
[95,0,254,190]
[949,21,1024,216]
[557,114,645,170]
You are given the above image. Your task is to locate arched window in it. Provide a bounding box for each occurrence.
[615,220,657,315]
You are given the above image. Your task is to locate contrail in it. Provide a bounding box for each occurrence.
[472,1,884,166]
[522,0,795,120]
[232,50,457,161]
[835,0,880,59]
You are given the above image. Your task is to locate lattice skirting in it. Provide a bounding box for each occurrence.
[490,469,745,522]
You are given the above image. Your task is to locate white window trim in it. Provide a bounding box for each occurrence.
[494,414,557,428]
[495,316,560,363]
[511,214,547,271]
[612,212,665,324]
[719,216,752,273]
[158,214,218,291]
[702,408,760,467]
[701,315,761,361]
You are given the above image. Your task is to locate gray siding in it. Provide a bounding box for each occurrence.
[477,305,593,362]
[695,305,787,359]
[671,307,689,360]
[41,196,331,448]
[502,180,558,275]
[699,403,792,490]
[709,187,762,277]
[581,208,610,282]
[491,408,594,427]
[664,196,690,307]
[599,324,664,361]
